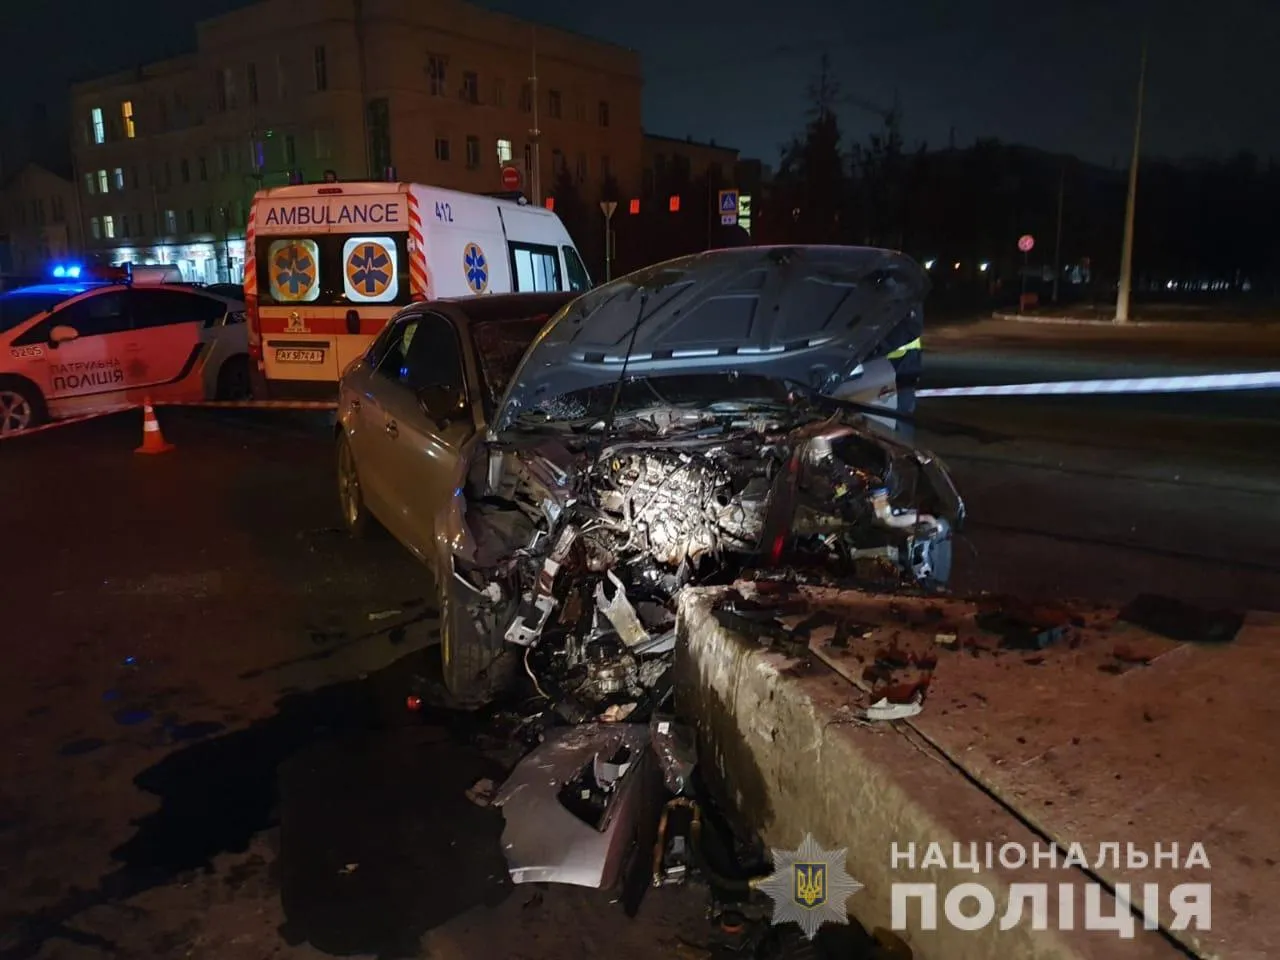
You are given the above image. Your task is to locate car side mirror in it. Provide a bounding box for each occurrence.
[416,383,466,429]
[49,325,79,346]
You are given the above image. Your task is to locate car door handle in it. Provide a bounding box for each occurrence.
[385,419,398,438]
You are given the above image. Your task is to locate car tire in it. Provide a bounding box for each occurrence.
[336,433,372,538]
[438,566,519,708]
[216,355,252,401]
[0,377,47,435]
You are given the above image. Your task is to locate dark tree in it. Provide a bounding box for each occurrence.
[772,55,847,244]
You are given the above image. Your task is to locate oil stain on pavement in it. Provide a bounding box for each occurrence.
[2,652,511,960]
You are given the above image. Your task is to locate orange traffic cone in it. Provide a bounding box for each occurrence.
[135,399,174,455]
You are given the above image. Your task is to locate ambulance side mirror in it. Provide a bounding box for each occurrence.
[49,325,80,346]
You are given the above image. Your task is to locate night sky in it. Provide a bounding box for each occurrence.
[2,0,1278,170]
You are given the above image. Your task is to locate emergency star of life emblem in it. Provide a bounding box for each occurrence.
[757,833,863,940]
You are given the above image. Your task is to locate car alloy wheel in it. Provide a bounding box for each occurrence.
[0,389,33,435]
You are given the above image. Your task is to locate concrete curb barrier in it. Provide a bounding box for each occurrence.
[673,586,1183,960]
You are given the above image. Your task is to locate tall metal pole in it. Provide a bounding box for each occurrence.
[354,0,372,178]
[529,29,542,206]
[1052,163,1065,303]
[1115,36,1148,324]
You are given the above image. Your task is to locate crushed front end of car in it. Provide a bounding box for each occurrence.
[440,384,963,716]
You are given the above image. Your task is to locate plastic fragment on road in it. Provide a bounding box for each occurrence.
[493,723,662,889]
[864,696,923,721]
[466,777,498,807]
[366,609,401,621]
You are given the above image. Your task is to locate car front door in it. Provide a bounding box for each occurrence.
[126,287,228,398]
[11,289,135,415]
[373,311,474,567]
[347,315,418,537]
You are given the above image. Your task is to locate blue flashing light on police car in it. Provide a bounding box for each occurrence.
[51,263,83,279]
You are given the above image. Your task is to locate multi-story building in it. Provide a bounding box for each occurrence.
[70,0,643,282]
[0,162,84,280]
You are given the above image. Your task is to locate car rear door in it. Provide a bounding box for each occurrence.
[126,287,227,398]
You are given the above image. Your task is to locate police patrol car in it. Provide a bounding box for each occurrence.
[0,263,249,435]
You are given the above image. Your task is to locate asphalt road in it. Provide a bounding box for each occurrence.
[2,394,1278,959]
[918,327,1280,611]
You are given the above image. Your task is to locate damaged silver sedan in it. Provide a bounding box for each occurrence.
[336,246,964,708]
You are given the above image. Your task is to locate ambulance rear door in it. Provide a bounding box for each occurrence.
[253,185,412,384]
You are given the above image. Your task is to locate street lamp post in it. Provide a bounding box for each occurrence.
[1115,37,1148,324]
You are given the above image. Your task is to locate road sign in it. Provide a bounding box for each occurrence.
[600,200,617,220]
[501,165,522,191]
[718,189,739,226]
[1018,234,1035,253]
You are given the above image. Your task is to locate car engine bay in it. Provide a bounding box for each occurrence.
[451,402,965,719]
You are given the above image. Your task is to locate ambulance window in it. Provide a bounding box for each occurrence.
[562,246,591,292]
[130,289,226,329]
[13,291,131,344]
[509,242,562,292]
[266,238,321,303]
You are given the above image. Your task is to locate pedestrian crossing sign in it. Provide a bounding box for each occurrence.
[719,189,738,226]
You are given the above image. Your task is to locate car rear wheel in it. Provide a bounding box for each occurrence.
[336,433,372,538]
[0,379,46,435]
[216,355,252,400]
[439,566,519,708]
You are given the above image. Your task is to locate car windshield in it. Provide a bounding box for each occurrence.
[459,292,575,415]
[470,315,554,413]
[0,290,76,334]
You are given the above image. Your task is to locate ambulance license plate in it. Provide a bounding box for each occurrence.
[276,348,325,364]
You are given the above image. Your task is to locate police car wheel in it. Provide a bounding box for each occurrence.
[0,379,45,435]
[336,434,371,537]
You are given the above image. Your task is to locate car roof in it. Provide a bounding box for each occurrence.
[1,282,109,298]
[427,291,577,326]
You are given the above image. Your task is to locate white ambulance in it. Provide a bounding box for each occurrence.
[246,181,591,398]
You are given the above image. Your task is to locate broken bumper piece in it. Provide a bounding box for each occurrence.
[493,723,663,889]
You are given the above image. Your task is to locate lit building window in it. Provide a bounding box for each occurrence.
[121,101,135,138]
[103,215,115,239]
[84,172,96,195]
[89,216,101,239]
[113,168,125,191]
[91,108,105,144]
[496,138,513,164]
[97,170,109,194]
[165,209,178,233]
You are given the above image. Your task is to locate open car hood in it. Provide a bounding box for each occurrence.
[490,245,929,433]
